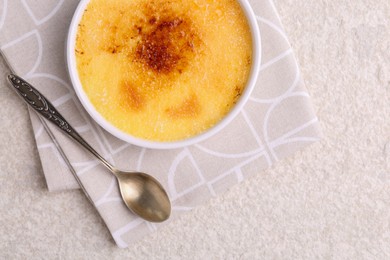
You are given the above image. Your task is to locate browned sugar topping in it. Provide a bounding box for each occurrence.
[120,81,144,111]
[165,94,200,119]
[135,16,198,74]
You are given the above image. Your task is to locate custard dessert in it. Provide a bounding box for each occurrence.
[76,0,252,141]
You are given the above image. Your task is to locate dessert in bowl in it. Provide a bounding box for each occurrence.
[67,0,261,149]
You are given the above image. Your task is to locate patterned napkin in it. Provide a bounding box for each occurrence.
[0,0,321,247]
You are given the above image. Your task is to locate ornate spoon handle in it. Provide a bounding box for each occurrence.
[7,74,77,134]
[7,74,113,171]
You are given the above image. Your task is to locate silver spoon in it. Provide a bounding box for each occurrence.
[7,74,171,223]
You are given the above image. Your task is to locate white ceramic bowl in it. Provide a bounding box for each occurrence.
[67,0,261,149]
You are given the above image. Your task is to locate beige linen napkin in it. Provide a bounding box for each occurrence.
[0,0,321,247]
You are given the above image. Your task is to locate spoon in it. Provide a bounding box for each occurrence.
[7,74,171,223]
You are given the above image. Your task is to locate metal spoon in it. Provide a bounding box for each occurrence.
[7,74,171,223]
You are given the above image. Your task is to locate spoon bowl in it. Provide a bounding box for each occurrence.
[7,74,171,223]
[116,172,171,222]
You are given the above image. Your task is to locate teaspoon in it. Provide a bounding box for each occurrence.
[7,74,171,223]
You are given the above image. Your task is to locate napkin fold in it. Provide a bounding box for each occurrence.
[0,0,321,247]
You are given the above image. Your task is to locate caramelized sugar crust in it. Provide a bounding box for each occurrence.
[76,0,252,141]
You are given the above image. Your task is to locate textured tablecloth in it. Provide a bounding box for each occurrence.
[0,0,320,247]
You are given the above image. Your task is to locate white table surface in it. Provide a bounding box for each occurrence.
[1,0,390,258]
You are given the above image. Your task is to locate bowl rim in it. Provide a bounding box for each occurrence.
[66,0,261,149]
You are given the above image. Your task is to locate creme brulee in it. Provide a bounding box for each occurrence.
[75,0,252,141]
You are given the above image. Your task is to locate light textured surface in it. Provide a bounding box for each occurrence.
[0,0,321,247]
[1,0,390,258]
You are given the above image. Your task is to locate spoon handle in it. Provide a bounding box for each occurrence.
[7,74,114,172]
